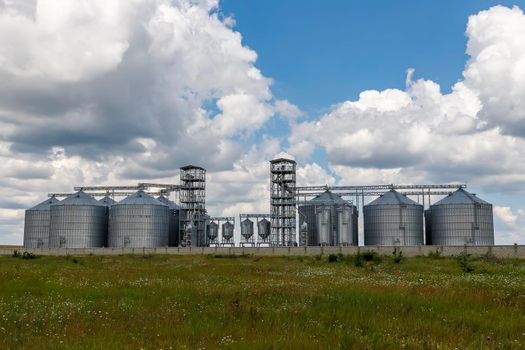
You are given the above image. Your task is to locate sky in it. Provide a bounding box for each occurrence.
[0,0,525,245]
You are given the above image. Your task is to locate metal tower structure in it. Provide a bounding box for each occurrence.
[179,165,207,247]
[270,158,297,246]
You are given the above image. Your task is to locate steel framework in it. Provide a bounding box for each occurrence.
[179,165,207,247]
[270,158,297,246]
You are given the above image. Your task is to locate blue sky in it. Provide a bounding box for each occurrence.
[222,0,524,113]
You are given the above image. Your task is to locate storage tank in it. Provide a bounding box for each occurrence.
[364,189,423,246]
[24,197,59,248]
[49,191,107,248]
[108,191,169,248]
[430,188,494,245]
[222,221,234,241]
[316,206,331,245]
[241,219,254,239]
[424,209,432,245]
[298,190,358,246]
[208,222,219,241]
[257,218,271,240]
[157,196,180,247]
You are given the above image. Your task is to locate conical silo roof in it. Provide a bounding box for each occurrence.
[118,190,167,206]
[99,195,116,206]
[366,189,420,206]
[157,196,180,209]
[432,188,489,206]
[310,190,348,205]
[53,191,103,206]
[28,197,60,211]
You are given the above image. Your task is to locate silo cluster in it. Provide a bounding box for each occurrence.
[23,190,183,249]
[362,188,494,246]
[298,191,358,246]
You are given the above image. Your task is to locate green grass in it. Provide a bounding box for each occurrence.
[1,253,524,349]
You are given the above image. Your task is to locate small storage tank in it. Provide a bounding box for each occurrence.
[24,197,59,248]
[241,219,254,239]
[49,191,107,248]
[208,222,219,241]
[108,191,169,248]
[157,196,180,247]
[338,206,358,246]
[364,189,423,246]
[222,221,234,241]
[257,218,271,240]
[430,188,494,245]
[424,209,432,245]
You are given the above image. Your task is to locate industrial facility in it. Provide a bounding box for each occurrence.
[23,159,495,249]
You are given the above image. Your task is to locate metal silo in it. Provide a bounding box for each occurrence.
[108,191,169,248]
[241,219,254,239]
[364,189,423,246]
[24,197,59,248]
[298,190,358,246]
[430,188,494,246]
[222,221,234,241]
[208,222,219,241]
[157,196,180,247]
[49,191,107,248]
[257,218,271,240]
[316,206,331,245]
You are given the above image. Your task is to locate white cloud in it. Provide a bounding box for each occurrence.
[494,206,518,225]
[289,5,525,195]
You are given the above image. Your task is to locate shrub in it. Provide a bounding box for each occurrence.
[362,251,377,262]
[328,254,339,263]
[392,248,404,264]
[427,249,442,259]
[457,252,474,273]
[12,250,21,258]
[354,253,364,267]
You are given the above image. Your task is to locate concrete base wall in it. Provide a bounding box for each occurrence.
[1,245,524,259]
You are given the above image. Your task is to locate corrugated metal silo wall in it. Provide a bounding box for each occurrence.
[299,204,358,246]
[108,204,169,248]
[49,205,108,248]
[364,204,423,246]
[424,209,432,245]
[168,209,180,247]
[24,210,51,248]
[430,203,494,245]
[298,205,317,246]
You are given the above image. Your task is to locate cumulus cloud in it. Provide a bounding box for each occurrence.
[288,5,525,196]
[0,0,306,244]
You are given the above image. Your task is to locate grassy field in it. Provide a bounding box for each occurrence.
[1,252,524,349]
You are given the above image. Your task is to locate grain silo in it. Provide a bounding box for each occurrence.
[108,191,169,248]
[99,196,116,206]
[24,197,59,248]
[298,190,358,246]
[241,219,254,239]
[157,196,180,247]
[207,222,219,242]
[222,221,234,244]
[49,191,107,248]
[429,188,494,245]
[364,189,423,246]
[257,218,271,242]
